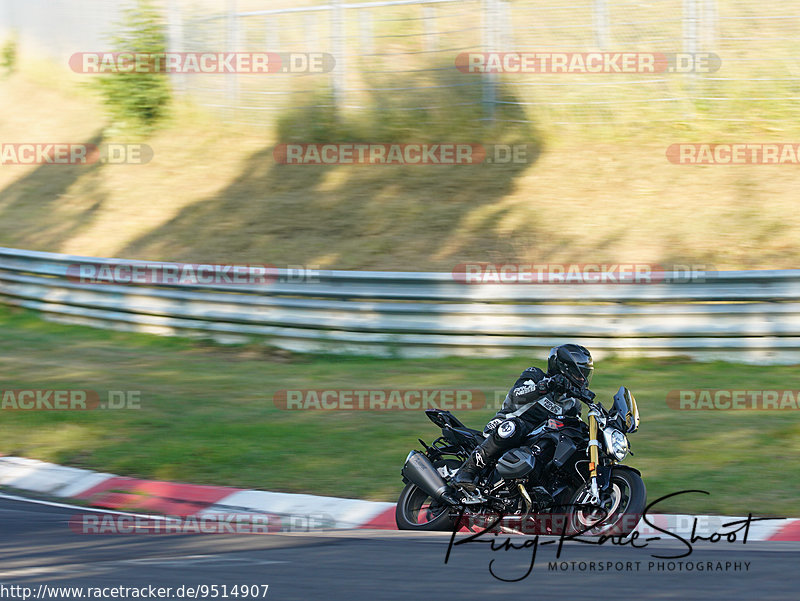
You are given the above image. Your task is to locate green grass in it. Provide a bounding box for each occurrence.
[0,304,798,517]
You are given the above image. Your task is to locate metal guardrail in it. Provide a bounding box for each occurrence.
[1,247,800,363]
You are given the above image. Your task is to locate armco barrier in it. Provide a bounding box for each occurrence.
[1,247,800,362]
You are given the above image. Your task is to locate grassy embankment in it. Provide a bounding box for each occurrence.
[1,305,798,517]
[1,54,800,271]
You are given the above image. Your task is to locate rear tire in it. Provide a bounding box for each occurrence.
[395,459,460,531]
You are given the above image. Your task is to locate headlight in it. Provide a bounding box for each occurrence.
[603,428,629,460]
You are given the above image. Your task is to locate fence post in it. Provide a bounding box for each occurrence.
[265,18,279,53]
[0,2,7,38]
[498,1,512,53]
[0,1,17,45]
[331,0,346,111]
[423,5,437,53]
[593,0,610,50]
[304,13,316,52]
[166,0,185,95]
[701,0,718,51]
[226,0,239,115]
[683,0,698,56]
[358,9,373,56]
[481,0,498,122]
[682,0,699,117]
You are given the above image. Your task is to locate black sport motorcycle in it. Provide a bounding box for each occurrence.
[396,385,645,536]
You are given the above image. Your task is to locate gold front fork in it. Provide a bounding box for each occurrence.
[587,411,601,503]
[588,413,599,478]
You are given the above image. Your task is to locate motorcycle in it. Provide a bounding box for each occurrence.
[396,385,645,536]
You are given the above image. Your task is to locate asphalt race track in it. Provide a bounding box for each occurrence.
[0,496,797,600]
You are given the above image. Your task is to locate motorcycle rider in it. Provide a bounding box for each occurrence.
[450,343,594,492]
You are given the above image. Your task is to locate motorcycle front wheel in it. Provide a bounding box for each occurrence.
[564,468,646,537]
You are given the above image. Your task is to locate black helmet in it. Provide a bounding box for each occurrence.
[547,344,593,388]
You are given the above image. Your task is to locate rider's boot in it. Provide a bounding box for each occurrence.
[450,435,506,492]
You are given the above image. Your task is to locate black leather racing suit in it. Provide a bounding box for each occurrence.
[486,366,582,447]
[452,367,581,489]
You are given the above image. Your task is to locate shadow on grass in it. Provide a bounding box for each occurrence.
[118,69,544,268]
[0,131,108,251]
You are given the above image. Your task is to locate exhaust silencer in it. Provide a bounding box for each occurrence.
[402,451,452,503]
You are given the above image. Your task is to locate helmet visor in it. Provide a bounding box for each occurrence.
[582,366,594,387]
[556,346,593,388]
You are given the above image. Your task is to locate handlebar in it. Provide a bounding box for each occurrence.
[564,383,596,403]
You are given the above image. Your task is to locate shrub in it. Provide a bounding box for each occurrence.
[95,0,171,132]
[1,35,17,76]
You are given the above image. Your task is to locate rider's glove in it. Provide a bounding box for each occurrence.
[536,374,570,395]
[483,418,504,437]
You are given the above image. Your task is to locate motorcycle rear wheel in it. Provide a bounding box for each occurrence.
[395,459,460,531]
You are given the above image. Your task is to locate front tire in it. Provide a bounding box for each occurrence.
[395,459,460,531]
[565,468,646,536]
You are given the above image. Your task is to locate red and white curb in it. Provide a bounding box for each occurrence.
[0,456,797,539]
[0,456,393,529]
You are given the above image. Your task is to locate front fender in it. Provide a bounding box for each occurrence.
[597,464,641,491]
